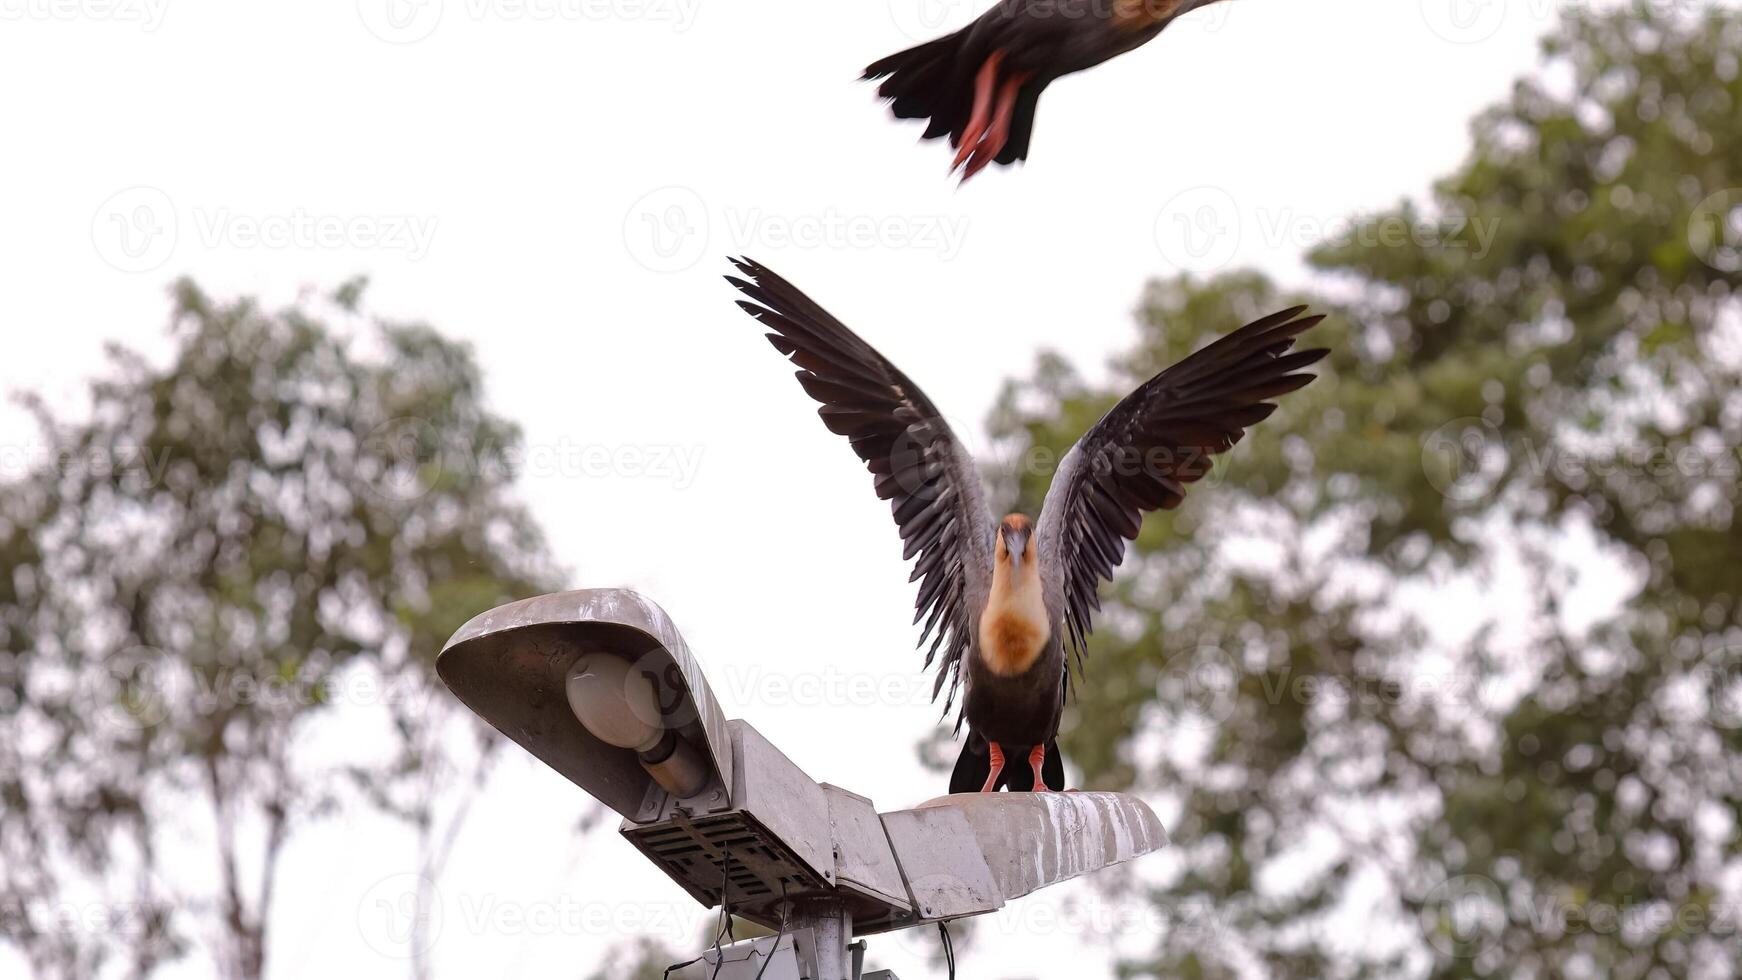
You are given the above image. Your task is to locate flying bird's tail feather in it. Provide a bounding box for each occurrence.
[995,85,1041,165]
[864,31,969,127]
[864,32,1044,166]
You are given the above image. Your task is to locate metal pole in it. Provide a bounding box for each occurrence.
[788,900,852,980]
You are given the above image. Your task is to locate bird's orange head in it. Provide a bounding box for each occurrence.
[995,513,1034,567]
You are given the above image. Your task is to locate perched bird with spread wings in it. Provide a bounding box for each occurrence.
[865,0,1233,180]
[725,257,1326,793]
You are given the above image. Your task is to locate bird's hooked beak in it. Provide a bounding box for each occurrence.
[1001,524,1030,565]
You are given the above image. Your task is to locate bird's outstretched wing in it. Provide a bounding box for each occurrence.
[725,257,994,712]
[1037,306,1327,671]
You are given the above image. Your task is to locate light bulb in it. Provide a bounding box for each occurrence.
[565,654,664,752]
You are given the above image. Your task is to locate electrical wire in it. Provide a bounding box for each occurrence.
[937,920,956,979]
[750,881,790,980]
[709,849,735,980]
[663,846,735,979]
[663,901,731,978]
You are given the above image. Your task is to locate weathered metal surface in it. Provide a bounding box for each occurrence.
[821,784,913,924]
[790,904,854,980]
[702,931,803,980]
[877,804,1002,922]
[620,720,839,925]
[437,588,734,821]
[728,720,836,887]
[620,804,829,918]
[912,792,1168,903]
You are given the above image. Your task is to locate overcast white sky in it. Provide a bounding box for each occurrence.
[0,0,1646,977]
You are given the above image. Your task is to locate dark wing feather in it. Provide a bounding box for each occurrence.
[725,257,994,715]
[1037,306,1328,672]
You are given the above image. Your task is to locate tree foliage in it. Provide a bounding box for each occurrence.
[0,281,558,979]
[988,7,1742,977]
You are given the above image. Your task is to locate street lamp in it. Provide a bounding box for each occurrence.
[438,588,1168,979]
[564,653,711,797]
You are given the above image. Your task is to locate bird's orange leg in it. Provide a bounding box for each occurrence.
[962,69,1033,181]
[1027,744,1049,792]
[980,742,1006,793]
[951,49,1006,174]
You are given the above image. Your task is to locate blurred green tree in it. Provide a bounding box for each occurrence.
[987,6,1742,978]
[0,280,558,979]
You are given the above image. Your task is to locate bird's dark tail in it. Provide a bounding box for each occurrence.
[948,737,1066,793]
[863,32,1045,166]
[864,31,972,140]
[996,85,1042,165]
[948,734,994,794]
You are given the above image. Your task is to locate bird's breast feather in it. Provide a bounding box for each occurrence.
[978,591,1051,676]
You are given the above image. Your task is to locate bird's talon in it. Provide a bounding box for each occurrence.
[951,139,978,173]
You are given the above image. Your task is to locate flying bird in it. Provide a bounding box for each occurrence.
[865,0,1232,180]
[724,257,1325,793]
